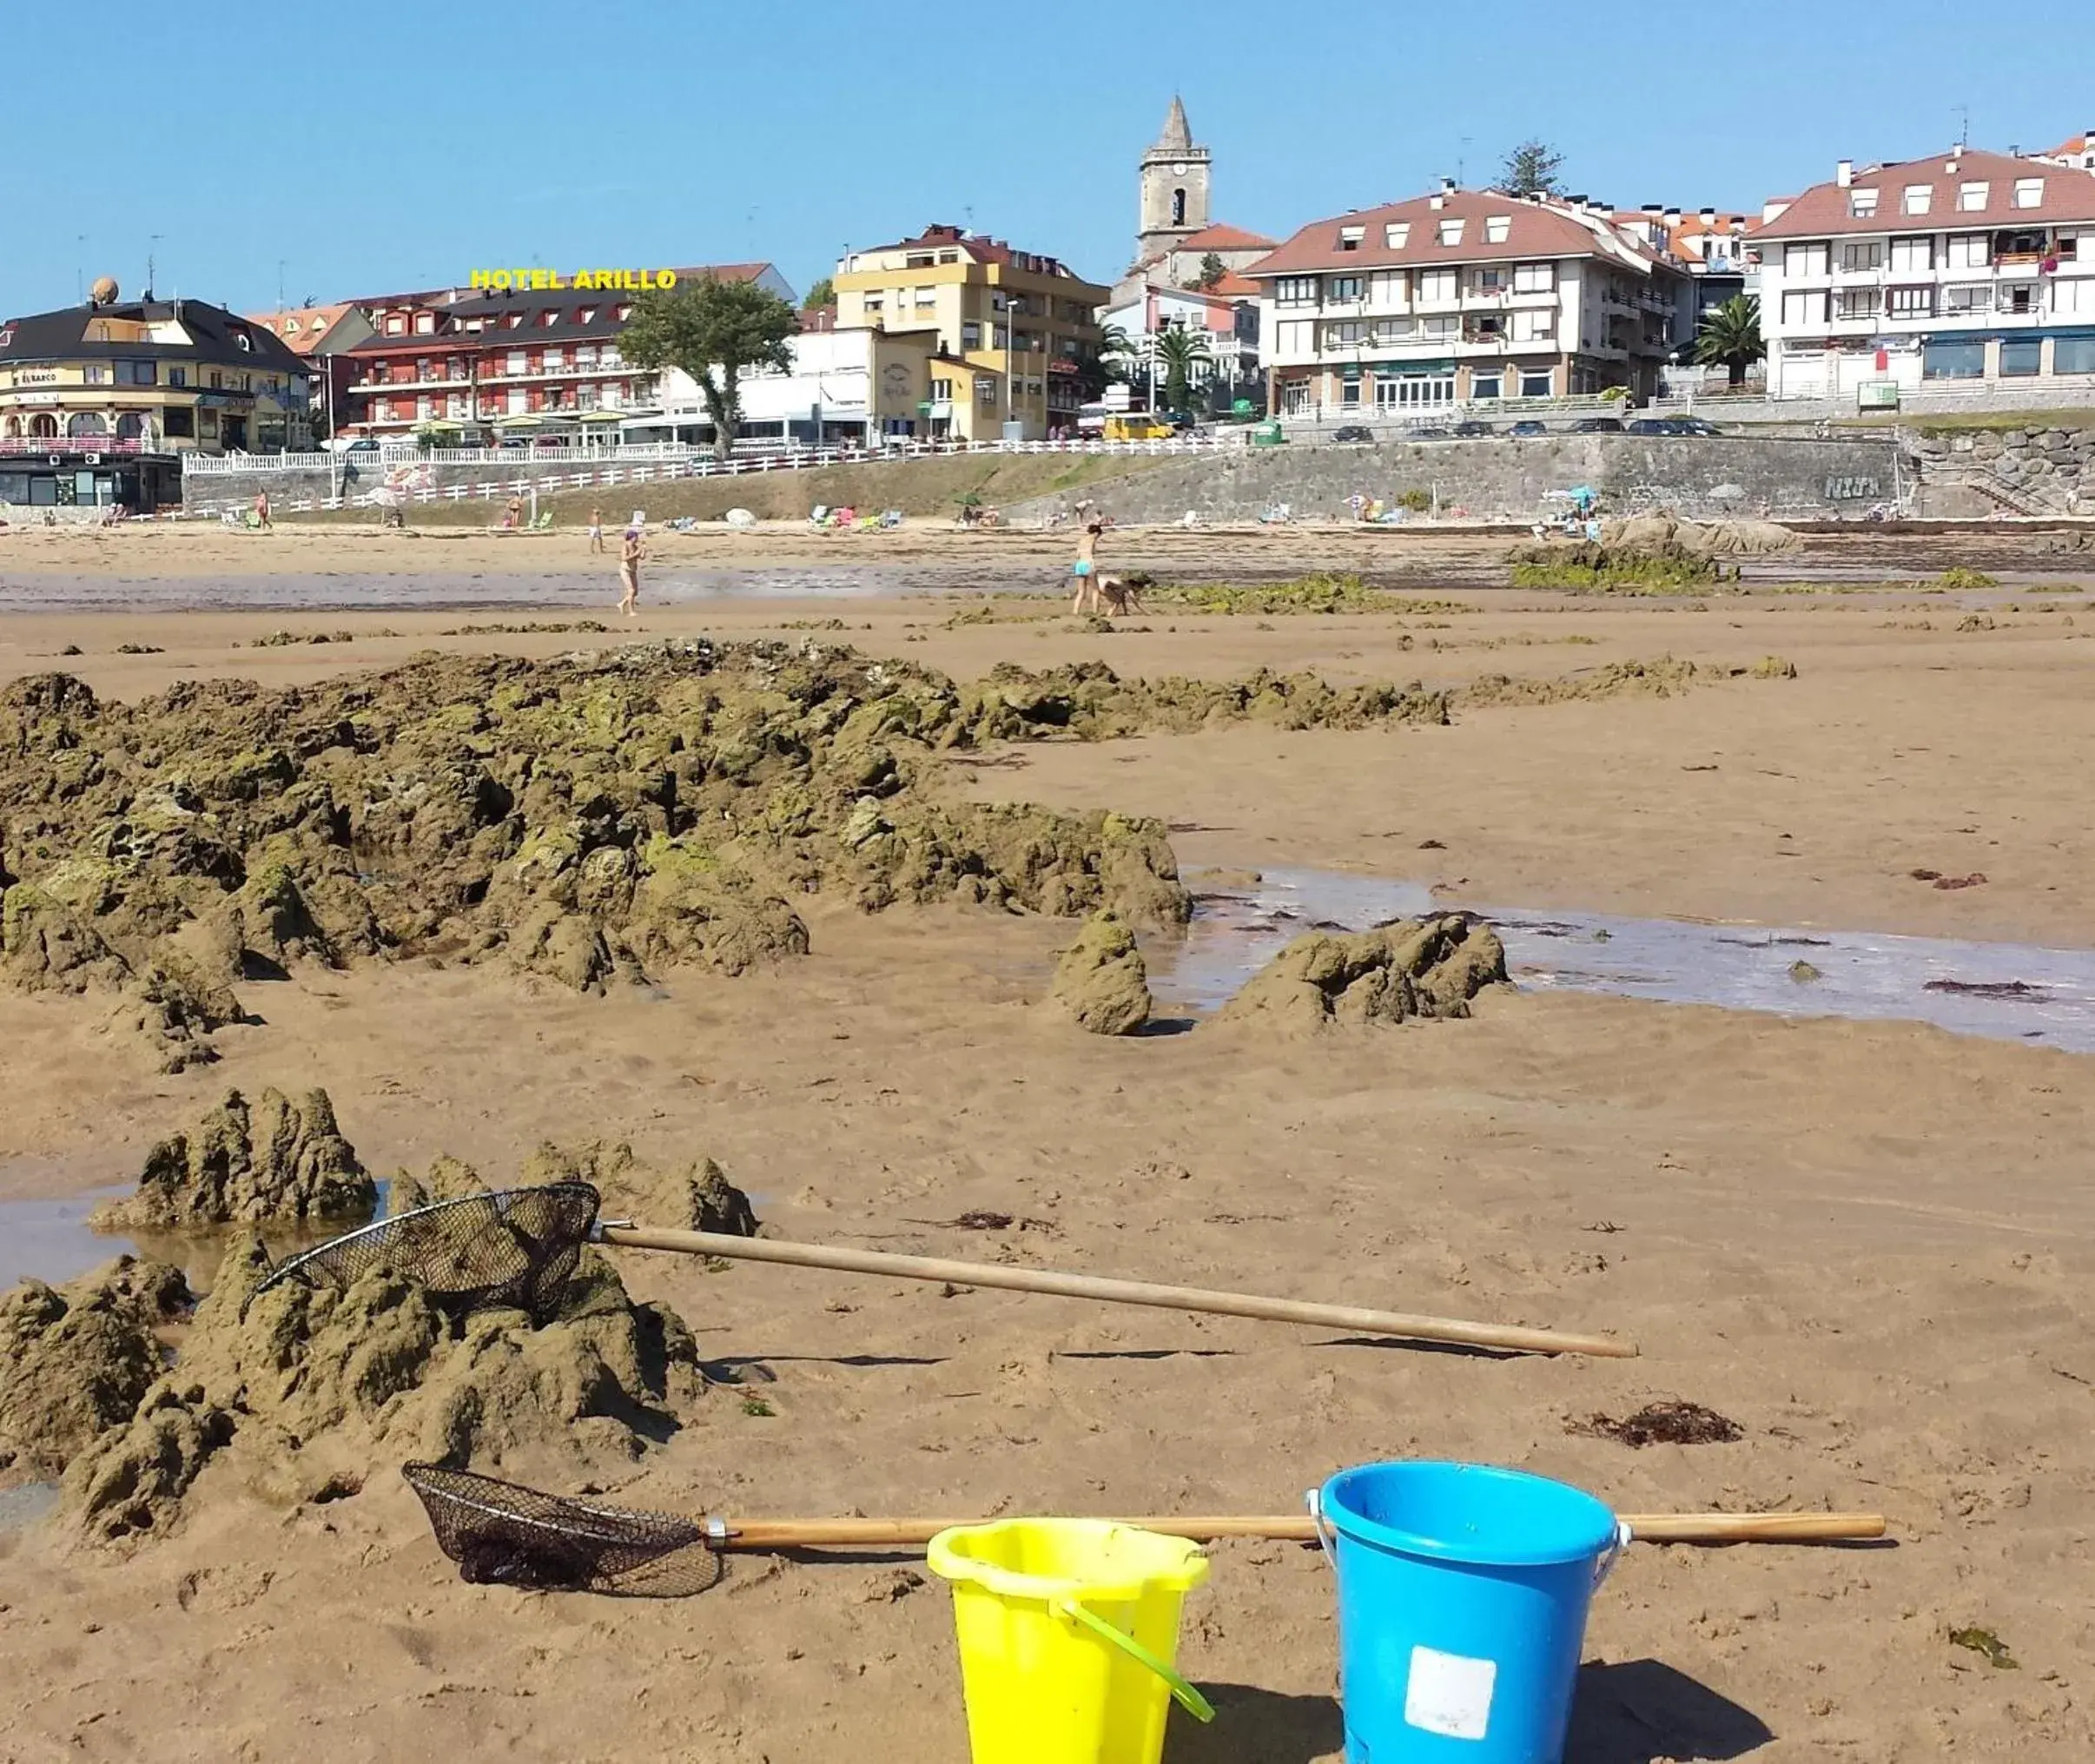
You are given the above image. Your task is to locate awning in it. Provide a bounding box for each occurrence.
[491,413,545,429]
[576,409,624,422]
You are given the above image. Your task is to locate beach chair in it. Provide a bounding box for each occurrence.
[532,510,554,532]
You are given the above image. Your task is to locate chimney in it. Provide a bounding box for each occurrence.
[1429,191,1445,210]
[1569,193,1588,208]
[1663,205,1681,225]
[1835,158,1854,188]
[1699,206,1715,226]
[1762,197,1792,225]
[2009,144,2020,157]
[1440,175,1456,194]
[1642,202,1662,214]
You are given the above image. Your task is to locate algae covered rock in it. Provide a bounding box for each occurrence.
[1050,910,1153,1036]
[92,1087,374,1231]
[1216,915,1507,1033]
[521,1140,761,1235]
[0,1258,190,1477]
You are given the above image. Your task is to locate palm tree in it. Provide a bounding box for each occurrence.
[1096,323,1140,385]
[1692,294,1765,387]
[1153,322,1213,415]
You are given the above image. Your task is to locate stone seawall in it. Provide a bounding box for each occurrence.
[1903,425,2094,517]
[1007,435,1904,526]
[182,455,598,515]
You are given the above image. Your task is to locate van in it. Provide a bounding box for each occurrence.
[1103,413,1173,442]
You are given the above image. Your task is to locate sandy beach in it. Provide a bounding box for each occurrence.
[3,518,2093,1762]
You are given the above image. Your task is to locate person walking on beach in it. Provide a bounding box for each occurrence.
[618,526,644,618]
[506,493,525,530]
[587,505,605,554]
[253,489,271,531]
[1071,520,1103,615]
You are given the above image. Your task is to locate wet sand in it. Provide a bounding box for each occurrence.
[3,530,2095,1761]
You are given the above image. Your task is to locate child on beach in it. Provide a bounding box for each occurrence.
[587,507,605,553]
[618,528,644,618]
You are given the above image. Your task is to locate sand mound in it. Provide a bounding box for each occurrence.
[63,1238,703,1545]
[1462,657,1705,706]
[1215,916,1507,1033]
[0,1259,190,1477]
[519,1142,763,1236]
[1049,910,1153,1036]
[0,645,1192,1055]
[962,660,1451,738]
[91,1087,373,1232]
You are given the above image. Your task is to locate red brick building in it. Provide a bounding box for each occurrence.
[339,263,795,442]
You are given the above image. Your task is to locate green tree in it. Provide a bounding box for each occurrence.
[1692,294,1766,386]
[618,275,800,459]
[1193,252,1227,291]
[1153,322,1213,415]
[802,275,836,309]
[1096,322,1140,386]
[1497,139,1566,197]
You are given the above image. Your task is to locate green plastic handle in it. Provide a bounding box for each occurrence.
[1054,1599,1216,1724]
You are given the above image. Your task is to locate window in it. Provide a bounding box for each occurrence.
[124,360,156,385]
[1940,284,1991,314]
[1437,219,1464,246]
[1510,309,1553,341]
[507,350,527,374]
[2053,278,2095,315]
[1384,221,1411,249]
[1339,370,1362,407]
[1417,268,1457,302]
[1484,215,1510,244]
[168,367,187,386]
[1512,261,1554,293]
[1470,372,1503,399]
[2056,335,2095,373]
[1327,274,1364,302]
[1275,276,1318,305]
[930,377,953,400]
[1274,319,1313,354]
[1780,289,1828,327]
[1886,286,1934,318]
[1901,184,1932,215]
[1999,282,2038,315]
[1418,314,1458,340]
[208,370,221,388]
[1924,338,1986,379]
[309,317,327,334]
[385,314,406,335]
[1848,188,1880,219]
[162,406,195,437]
[1325,320,1365,346]
[975,376,996,405]
[574,343,598,366]
[2013,177,2045,208]
[913,287,936,307]
[1338,225,1365,251]
[615,305,631,321]
[1783,241,1830,276]
[1835,288,1880,319]
[200,410,218,434]
[863,294,883,312]
[1888,235,1934,273]
[543,347,564,370]
[938,249,958,264]
[1368,270,1405,306]
[83,364,106,384]
[1958,182,1990,212]
[1946,233,1991,268]
[962,320,981,348]
[539,309,558,327]
[504,313,523,328]
[1999,337,2041,376]
[1519,367,1553,397]
[1839,241,1882,271]
[1470,268,1507,294]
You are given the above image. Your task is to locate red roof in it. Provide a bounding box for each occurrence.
[2046,134,2089,156]
[243,302,361,356]
[1244,188,1673,277]
[798,304,839,332]
[854,223,1094,283]
[1207,270,1260,297]
[1177,222,1278,251]
[1751,149,2095,239]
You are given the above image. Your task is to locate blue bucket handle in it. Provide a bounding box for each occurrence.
[1053,1598,1216,1724]
[1306,1486,1338,1569]
[1307,1485,1631,1589]
[1595,1518,1632,1588]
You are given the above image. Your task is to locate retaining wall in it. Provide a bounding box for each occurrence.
[1903,425,2094,517]
[1007,435,1907,525]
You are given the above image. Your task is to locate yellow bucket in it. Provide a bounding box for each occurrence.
[927,1518,1213,1764]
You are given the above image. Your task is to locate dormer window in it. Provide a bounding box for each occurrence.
[1484,215,1511,243]
[1338,225,1365,251]
[1848,188,1879,218]
[1958,182,1990,211]
[1385,221,1410,249]
[309,316,327,334]
[579,307,598,323]
[615,304,631,321]
[235,331,252,350]
[2014,176,2045,208]
[505,312,523,327]
[385,314,406,335]
[413,311,435,334]
[283,318,301,334]
[1437,218,1464,246]
[1901,184,1932,215]
[540,308,560,326]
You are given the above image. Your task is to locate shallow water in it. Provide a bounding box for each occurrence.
[0,1482,60,1534]
[1152,866,2095,1051]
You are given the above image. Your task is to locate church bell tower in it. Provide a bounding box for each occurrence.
[1136,96,1212,266]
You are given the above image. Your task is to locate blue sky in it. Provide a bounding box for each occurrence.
[4,0,2090,320]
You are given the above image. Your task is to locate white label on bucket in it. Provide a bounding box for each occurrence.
[1404,1646,1497,1741]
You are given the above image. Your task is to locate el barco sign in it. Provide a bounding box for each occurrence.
[469,268,678,292]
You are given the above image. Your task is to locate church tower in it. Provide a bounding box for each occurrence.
[1135,96,1212,266]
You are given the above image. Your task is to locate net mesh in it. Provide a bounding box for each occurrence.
[253,1184,602,1324]
[402,1462,723,1595]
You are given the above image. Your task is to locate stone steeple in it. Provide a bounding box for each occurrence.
[1136,96,1213,266]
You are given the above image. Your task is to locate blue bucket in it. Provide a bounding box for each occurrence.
[1313,1461,1625,1764]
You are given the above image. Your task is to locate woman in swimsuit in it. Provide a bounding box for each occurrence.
[1071,521,1103,615]
[618,528,643,618]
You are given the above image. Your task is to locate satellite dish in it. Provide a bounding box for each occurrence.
[89,276,120,306]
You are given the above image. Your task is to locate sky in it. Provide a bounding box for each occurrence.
[3,0,2091,321]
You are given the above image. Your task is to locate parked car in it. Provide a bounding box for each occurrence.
[1508,420,1550,438]
[1451,420,1497,438]
[1569,416,1626,433]
[1671,417,1723,436]
[1625,418,1677,435]
[1103,413,1173,441]
[1331,425,1375,444]
[1408,426,1455,439]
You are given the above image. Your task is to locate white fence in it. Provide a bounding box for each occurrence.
[181,433,1245,517]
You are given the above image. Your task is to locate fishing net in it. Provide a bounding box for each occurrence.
[253,1184,604,1324]
[402,1462,724,1595]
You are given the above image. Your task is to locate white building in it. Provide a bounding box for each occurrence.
[2038,129,2094,172]
[1098,280,1260,412]
[1244,183,1693,416]
[1753,149,2095,400]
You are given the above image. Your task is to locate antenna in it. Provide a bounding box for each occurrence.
[76,235,87,303]
[147,235,163,299]
[1954,103,1970,150]
[1458,135,1472,187]
[278,259,286,312]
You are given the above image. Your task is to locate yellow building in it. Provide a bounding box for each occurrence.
[0,282,311,512]
[833,224,1109,441]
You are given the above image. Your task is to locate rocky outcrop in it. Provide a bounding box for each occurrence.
[1049,910,1153,1036]
[1216,916,1508,1033]
[91,1088,373,1231]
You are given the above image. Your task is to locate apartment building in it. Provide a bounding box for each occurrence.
[1244,184,1692,416]
[338,264,796,441]
[245,302,376,437]
[2039,131,2094,171]
[1098,279,1262,412]
[1754,149,2095,399]
[832,224,1109,441]
[0,285,308,510]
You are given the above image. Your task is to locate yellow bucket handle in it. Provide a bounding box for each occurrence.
[1053,1598,1216,1724]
